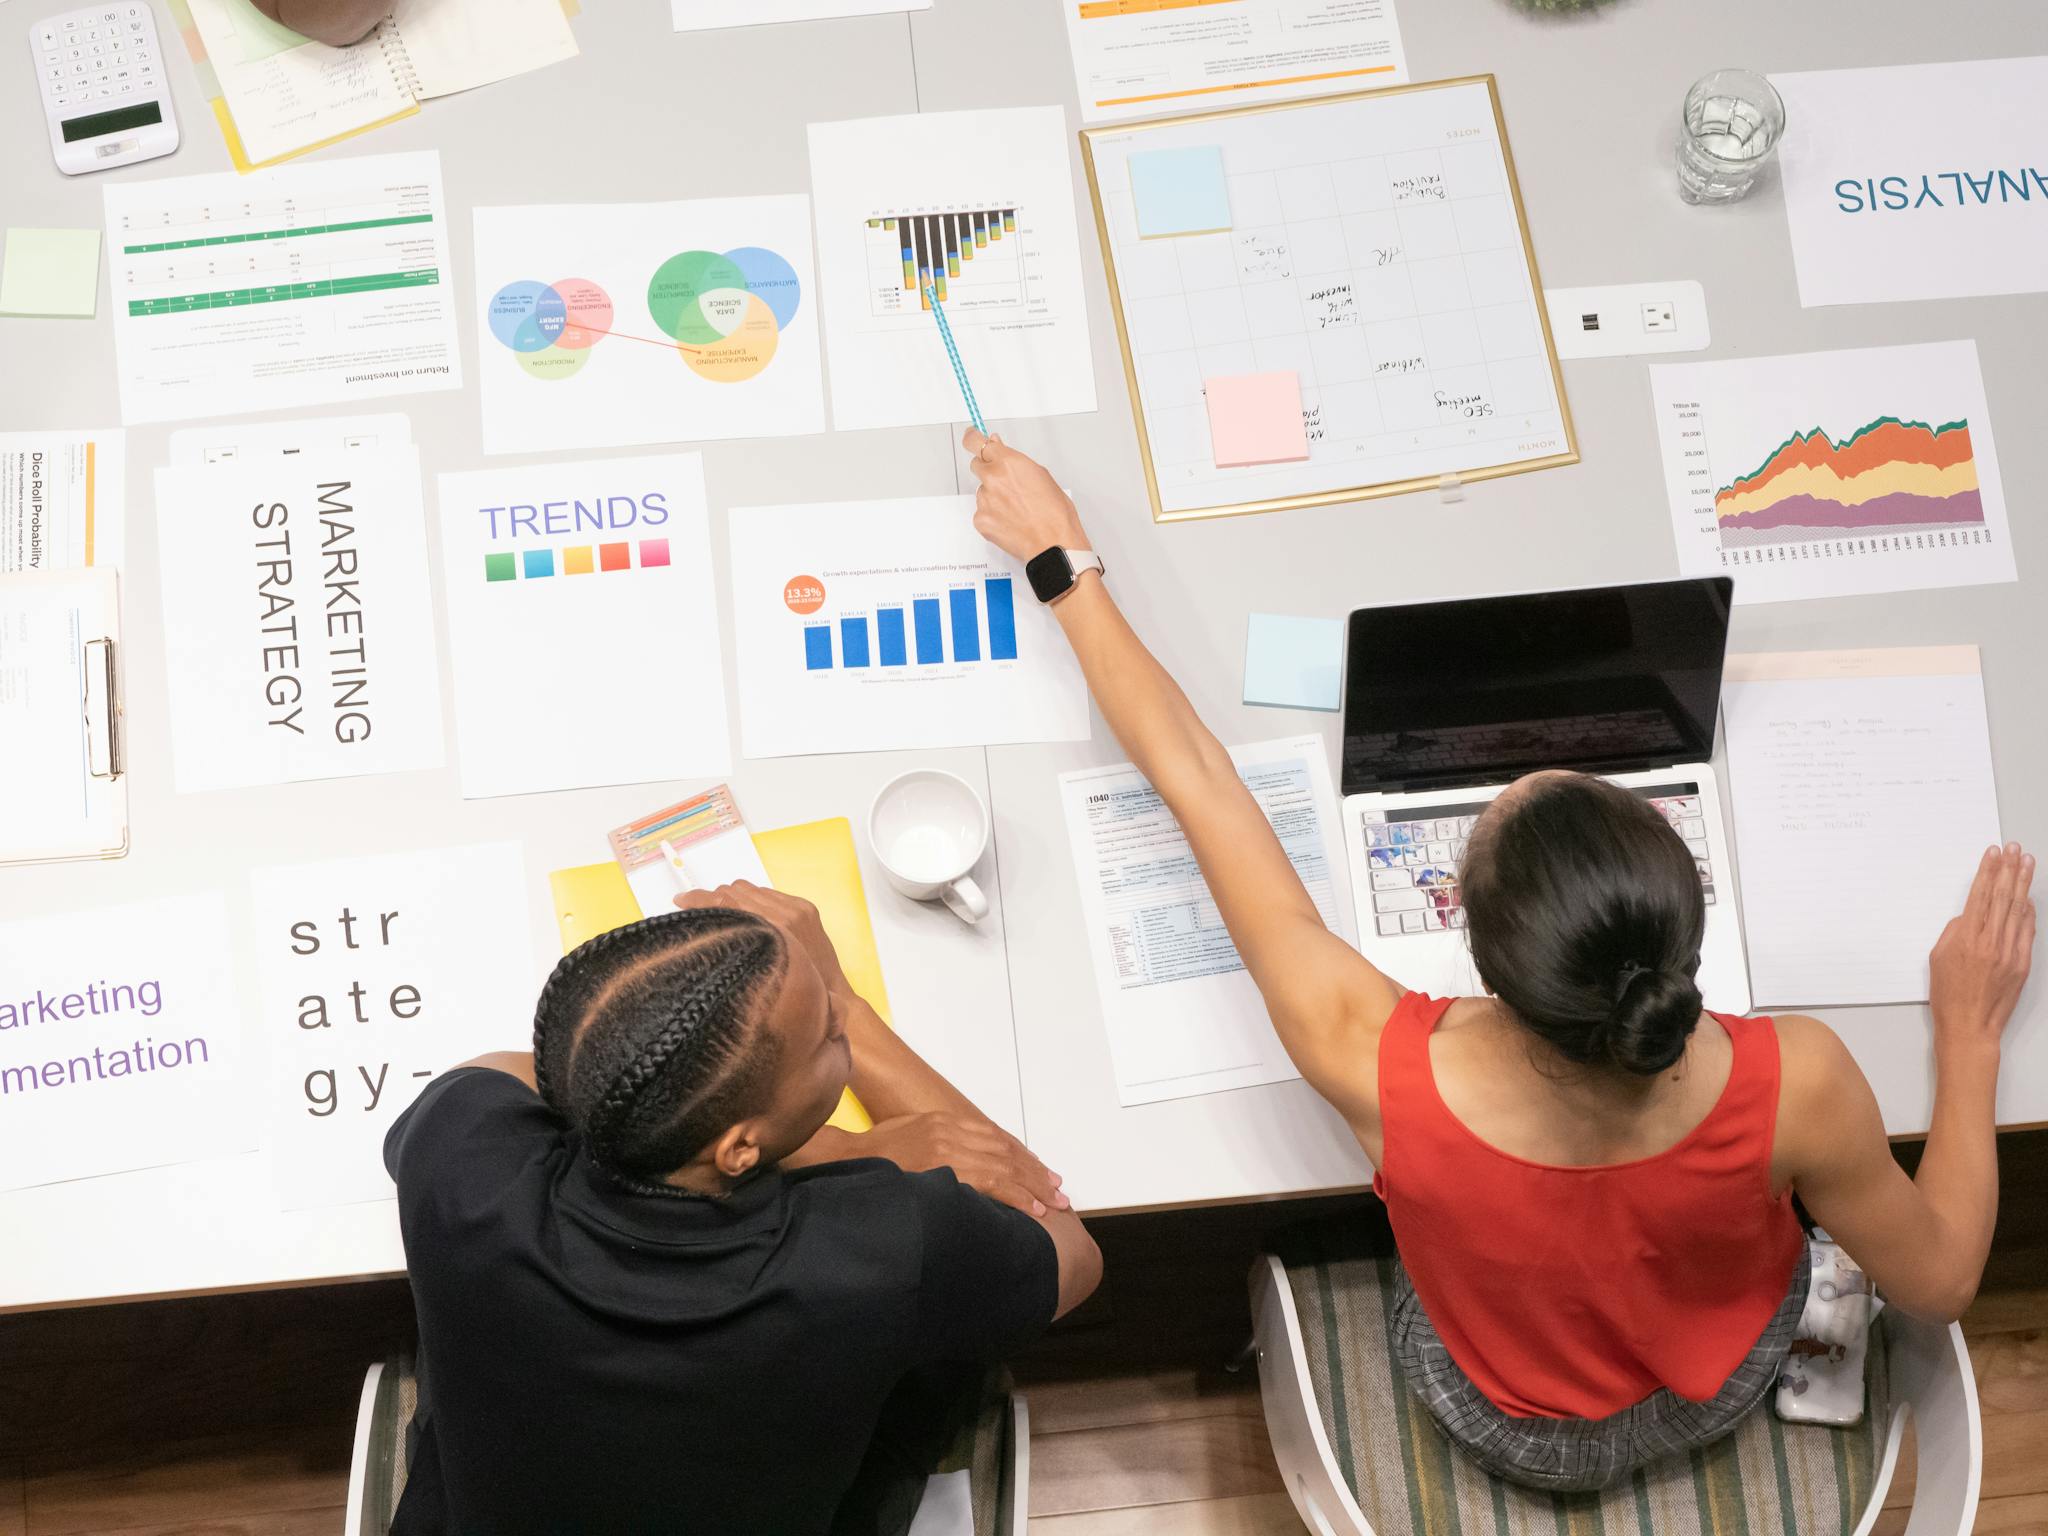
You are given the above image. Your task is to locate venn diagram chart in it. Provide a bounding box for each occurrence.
[473,196,828,453]
[487,247,805,384]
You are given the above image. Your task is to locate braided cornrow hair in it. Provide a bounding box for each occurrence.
[532,909,789,1195]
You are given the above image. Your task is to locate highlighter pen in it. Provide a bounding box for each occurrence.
[659,838,690,896]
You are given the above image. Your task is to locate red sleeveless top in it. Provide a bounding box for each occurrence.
[1373,993,1803,1420]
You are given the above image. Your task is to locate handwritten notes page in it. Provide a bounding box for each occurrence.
[1722,648,2000,1007]
[1084,79,1571,519]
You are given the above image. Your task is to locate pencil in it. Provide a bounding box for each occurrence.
[924,284,987,435]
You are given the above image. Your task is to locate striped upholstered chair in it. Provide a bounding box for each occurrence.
[1250,1224,1982,1536]
[343,1356,1031,1536]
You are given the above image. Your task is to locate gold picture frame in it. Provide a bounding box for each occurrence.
[1079,75,1579,524]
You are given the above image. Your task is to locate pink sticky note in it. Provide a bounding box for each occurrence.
[1204,372,1308,468]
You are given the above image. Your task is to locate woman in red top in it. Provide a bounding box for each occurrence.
[963,430,2036,1489]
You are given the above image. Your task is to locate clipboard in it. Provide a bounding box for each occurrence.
[0,568,128,864]
[1079,75,1578,522]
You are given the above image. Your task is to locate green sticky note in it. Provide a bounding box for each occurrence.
[1,228,102,318]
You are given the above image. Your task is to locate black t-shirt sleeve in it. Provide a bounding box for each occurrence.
[906,1168,1060,1366]
[383,1065,555,1188]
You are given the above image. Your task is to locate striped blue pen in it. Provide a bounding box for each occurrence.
[923,283,987,435]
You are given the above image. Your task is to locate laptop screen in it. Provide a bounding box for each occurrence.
[1340,576,1734,795]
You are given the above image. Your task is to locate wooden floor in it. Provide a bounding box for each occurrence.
[0,1134,2041,1535]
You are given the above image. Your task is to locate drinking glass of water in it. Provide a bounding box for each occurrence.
[1676,69,1786,204]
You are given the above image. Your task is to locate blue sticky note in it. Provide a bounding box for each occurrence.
[1244,614,1344,711]
[1129,146,1232,239]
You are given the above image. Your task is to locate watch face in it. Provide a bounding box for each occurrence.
[1025,547,1073,603]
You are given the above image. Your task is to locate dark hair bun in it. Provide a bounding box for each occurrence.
[1461,773,1710,1076]
[1599,967,1701,1076]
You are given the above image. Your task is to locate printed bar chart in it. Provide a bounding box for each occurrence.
[798,580,1023,670]
[840,616,871,668]
[877,607,908,666]
[985,576,1018,661]
[865,207,1024,313]
[738,494,1090,757]
[949,587,981,662]
[914,598,944,663]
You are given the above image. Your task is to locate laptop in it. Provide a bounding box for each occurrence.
[1338,576,1750,1014]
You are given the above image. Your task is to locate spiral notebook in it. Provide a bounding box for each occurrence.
[181,0,579,170]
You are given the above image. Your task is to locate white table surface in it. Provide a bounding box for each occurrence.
[2,0,2043,1306]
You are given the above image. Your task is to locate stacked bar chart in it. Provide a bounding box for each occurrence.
[804,577,1019,670]
[864,206,1027,315]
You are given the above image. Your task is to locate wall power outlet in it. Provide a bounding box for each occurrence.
[1544,281,1709,358]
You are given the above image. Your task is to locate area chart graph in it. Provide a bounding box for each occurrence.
[1649,341,2016,604]
[1714,416,1983,547]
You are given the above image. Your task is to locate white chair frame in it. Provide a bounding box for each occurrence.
[1248,1254,1982,1536]
[345,1360,1032,1536]
[1002,1394,1030,1536]
[343,1358,387,1536]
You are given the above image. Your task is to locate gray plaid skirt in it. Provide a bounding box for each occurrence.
[1390,1243,1812,1493]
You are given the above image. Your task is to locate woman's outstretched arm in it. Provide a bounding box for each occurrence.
[965,430,1402,1133]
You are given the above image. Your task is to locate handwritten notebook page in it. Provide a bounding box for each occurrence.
[184,0,415,168]
[1722,647,2001,1008]
[387,0,579,99]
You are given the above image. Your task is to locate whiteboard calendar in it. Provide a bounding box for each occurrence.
[1081,77,1576,522]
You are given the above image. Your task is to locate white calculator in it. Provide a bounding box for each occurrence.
[32,4,180,176]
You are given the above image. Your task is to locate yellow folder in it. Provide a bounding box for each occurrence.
[546,860,642,951]
[546,816,885,1132]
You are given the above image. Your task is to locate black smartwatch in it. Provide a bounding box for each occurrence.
[1024,546,1105,604]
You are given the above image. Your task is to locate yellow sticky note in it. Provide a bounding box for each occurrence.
[562,544,594,575]
[1,228,101,318]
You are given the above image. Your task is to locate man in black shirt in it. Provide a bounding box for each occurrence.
[385,883,1101,1535]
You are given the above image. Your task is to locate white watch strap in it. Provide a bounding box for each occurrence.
[1066,550,1104,581]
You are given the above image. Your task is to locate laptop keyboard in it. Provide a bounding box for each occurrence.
[1361,782,1717,938]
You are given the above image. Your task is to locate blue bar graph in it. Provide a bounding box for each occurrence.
[840,616,871,668]
[913,598,943,664]
[804,625,833,671]
[877,607,907,666]
[949,587,980,662]
[985,577,1017,661]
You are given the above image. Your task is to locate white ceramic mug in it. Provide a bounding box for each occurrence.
[868,768,990,924]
